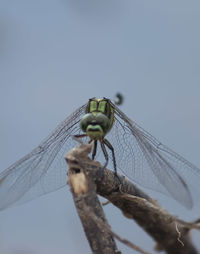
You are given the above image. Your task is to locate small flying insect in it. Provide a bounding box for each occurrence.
[114,93,124,106]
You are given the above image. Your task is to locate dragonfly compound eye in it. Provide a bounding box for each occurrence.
[80,113,94,132]
[95,113,111,132]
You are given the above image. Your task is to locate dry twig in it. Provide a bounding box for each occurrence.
[66,143,199,254]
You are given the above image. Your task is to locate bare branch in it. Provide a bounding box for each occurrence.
[66,144,199,254]
[66,143,119,254]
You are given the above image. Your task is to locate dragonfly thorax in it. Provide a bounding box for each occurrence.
[80,112,112,139]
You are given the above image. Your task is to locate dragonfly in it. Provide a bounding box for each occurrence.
[0,97,200,210]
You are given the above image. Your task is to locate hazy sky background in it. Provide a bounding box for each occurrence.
[0,0,200,253]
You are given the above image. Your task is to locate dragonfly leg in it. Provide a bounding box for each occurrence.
[73,134,88,144]
[103,138,121,185]
[74,134,87,138]
[100,141,109,169]
[103,138,117,174]
[92,140,97,160]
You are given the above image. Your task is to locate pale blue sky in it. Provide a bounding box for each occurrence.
[0,0,200,253]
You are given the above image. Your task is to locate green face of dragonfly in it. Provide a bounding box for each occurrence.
[80,98,115,140]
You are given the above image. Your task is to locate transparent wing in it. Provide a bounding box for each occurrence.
[106,103,200,208]
[0,103,88,210]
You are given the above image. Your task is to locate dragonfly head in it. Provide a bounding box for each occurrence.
[80,113,111,139]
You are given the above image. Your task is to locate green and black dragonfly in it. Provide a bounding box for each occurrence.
[0,97,200,210]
